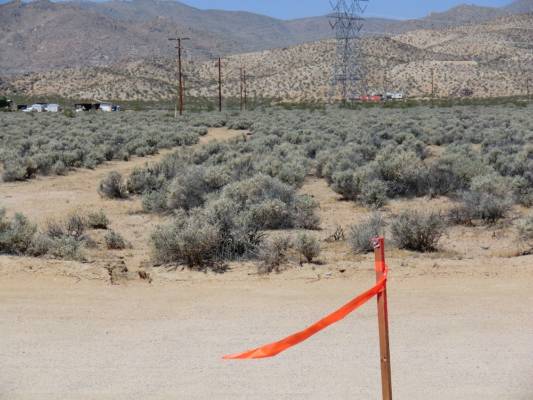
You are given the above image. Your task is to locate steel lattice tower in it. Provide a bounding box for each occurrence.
[329,0,368,102]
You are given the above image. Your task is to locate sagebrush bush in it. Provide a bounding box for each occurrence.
[391,211,445,252]
[295,233,321,263]
[87,210,109,229]
[151,210,223,269]
[292,195,321,229]
[348,213,385,254]
[257,235,292,274]
[98,171,129,199]
[517,216,533,241]
[105,230,127,250]
[0,210,37,255]
[65,212,86,239]
[0,111,201,181]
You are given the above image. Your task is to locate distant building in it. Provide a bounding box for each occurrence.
[45,103,61,112]
[100,103,120,112]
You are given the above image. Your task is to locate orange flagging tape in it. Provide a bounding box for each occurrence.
[223,264,388,360]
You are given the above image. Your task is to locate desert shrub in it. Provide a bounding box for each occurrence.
[0,210,37,255]
[373,150,426,197]
[151,210,223,269]
[27,234,54,257]
[248,199,291,229]
[204,198,264,259]
[98,171,129,199]
[511,176,533,207]
[454,191,512,225]
[87,210,109,229]
[166,166,208,211]
[426,149,486,196]
[142,190,168,214]
[295,233,321,263]
[348,213,386,254]
[47,236,83,260]
[391,211,445,252]
[2,159,35,182]
[292,195,321,229]
[331,170,362,200]
[105,230,127,250]
[51,160,67,176]
[360,179,389,209]
[517,215,533,241]
[450,173,513,225]
[227,118,253,130]
[257,235,292,274]
[64,212,87,240]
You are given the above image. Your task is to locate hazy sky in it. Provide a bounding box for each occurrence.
[182,0,511,20]
[1,0,514,19]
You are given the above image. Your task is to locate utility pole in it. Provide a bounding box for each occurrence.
[243,67,248,111]
[240,66,244,112]
[431,68,435,99]
[216,57,222,112]
[526,76,530,100]
[168,36,190,117]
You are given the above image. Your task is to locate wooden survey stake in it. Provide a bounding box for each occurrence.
[374,237,393,400]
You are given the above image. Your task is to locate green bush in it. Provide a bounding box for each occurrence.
[391,211,445,252]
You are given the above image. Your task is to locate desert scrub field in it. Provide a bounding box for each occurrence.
[0,111,220,182]
[100,104,533,272]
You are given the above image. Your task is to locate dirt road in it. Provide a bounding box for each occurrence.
[1,259,532,400]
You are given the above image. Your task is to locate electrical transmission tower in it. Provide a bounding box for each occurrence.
[329,0,369,102]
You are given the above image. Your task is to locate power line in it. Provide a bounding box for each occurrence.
[329,0,369,101]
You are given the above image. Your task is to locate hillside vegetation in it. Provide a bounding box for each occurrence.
[5,13,533,102]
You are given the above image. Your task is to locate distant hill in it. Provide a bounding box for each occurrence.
[5,13,533,102]
[504,0,533,13]
[0,0,532,75]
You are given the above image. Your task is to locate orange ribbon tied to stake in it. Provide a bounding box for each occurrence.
[223,237,391,363]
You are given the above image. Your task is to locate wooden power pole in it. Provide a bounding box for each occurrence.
[243,67,248,111]
[431,68,435,99]
[240,66,244,112]
[168,36,190,117]
[216,57,222,112]
[374,237,393,400]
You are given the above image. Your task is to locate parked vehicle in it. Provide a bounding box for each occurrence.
[23,104,46,112]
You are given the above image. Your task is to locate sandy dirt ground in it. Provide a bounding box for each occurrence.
[1,129,533,399]
[1,262,532,400]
